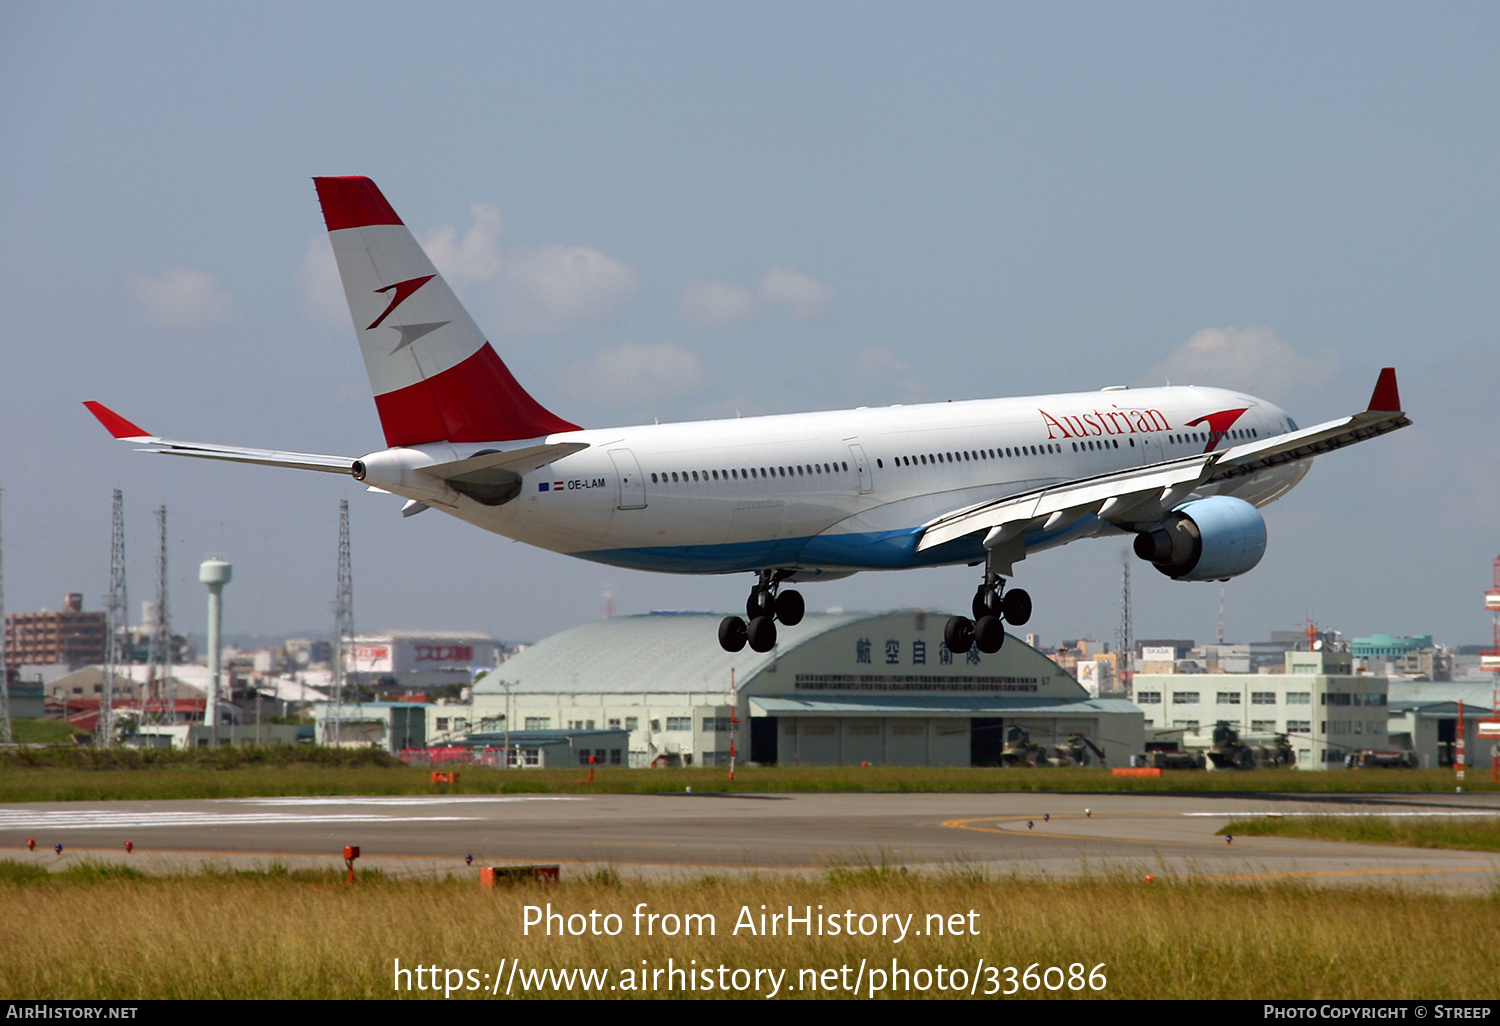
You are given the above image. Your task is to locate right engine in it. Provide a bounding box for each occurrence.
[1132,495,1267,581]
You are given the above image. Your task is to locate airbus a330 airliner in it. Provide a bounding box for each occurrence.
[87,176,1410,654]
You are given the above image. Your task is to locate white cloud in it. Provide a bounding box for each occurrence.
[849,346,931,402]
[1142,325,1338,402]
[676,267,833,329]
[296,234,347,328]
[679,280,756,328]
[499,244,640,334]
[759,266,833,320]
[129,266,235,328]
[422,202,505,285]
[421,202,639,335]
[563,343,709,407]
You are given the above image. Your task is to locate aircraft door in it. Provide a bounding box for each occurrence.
[848,443,873,494]
[608,449,647,510]
[1137,432,1165,467]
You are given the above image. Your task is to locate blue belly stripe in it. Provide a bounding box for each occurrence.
[570,525,1061,574]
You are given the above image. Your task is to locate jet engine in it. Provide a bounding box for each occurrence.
[1132,495,1267,581]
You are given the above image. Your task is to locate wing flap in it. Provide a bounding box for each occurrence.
[918,454,1215,552]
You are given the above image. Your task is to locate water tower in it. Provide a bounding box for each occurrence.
[199,556,232,745]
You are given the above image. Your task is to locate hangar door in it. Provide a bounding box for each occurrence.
[970,718,1004,767]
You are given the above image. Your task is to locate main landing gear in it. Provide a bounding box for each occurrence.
[944,572,1031,656]
[719,570,804,653]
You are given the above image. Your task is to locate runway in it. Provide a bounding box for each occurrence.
[4,791,1500,890]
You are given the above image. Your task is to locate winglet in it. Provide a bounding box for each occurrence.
[83,401,151,439]
[1366,367,1401,412]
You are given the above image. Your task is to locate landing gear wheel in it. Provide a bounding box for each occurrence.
[974,614,1005,653]
[775,589,804,626]
[944,615,975,654]
[746,587,774,620]
[747,615,778,652]
[1001,588,1032,626]
[972,586,999,620]
[718,616,748,653]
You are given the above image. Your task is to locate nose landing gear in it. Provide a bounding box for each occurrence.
[946,571,1031,655]
[719,571,804,653]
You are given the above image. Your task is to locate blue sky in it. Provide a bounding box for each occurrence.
[2,2,1496,649]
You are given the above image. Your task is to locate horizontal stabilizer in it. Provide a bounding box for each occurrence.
[83,401,356,475]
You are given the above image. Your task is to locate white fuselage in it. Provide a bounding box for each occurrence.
[360,384,1309,577]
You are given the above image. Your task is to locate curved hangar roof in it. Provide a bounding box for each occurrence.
[473,610,1086,699]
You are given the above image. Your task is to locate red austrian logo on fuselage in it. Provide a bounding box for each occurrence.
[1038,405,1250,454]
[1039,405,1172,439]
[1184,408,1249,453]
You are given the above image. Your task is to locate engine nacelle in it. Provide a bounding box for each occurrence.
[1132,495,1267,581]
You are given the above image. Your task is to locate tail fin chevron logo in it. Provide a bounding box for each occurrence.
[367,274,437,330]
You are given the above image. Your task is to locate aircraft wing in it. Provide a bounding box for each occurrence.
[916,368,1410,554]
[84,401,357,474]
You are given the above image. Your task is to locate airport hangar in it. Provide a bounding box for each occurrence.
[469,610,1143,768]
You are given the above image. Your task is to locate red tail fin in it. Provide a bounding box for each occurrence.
[313,177,580,445]
[1366,367,1401,412]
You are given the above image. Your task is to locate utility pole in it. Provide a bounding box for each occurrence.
[99,489,128,745]
[0,488,11,745]
[143,505,174,726]
[1116,558,1134,697]
[327,499,355,746]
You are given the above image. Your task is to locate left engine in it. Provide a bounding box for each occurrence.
[1132,495,1267,581]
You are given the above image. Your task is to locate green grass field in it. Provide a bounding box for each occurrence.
[1,860,1496,999]
[0,746,1490,801]
[7,719,90,745]
[1221,815,1500,852]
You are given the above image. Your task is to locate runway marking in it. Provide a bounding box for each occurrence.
[231,796,584,806]
[1205,865,1498,882]
[941,814,1500,865]
[1182,811,1500,818]
[14,845,828,872]
[0,810,484,830]
[942,815,1187,846]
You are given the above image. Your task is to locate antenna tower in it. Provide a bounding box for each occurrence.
[142,505,174,725]
[1482,555,1500,679]
[1217,582,1226,645]
[98,489,127,745]
[1116,558,1134,695]
[0,489,11,744]
[326,499,355,746]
